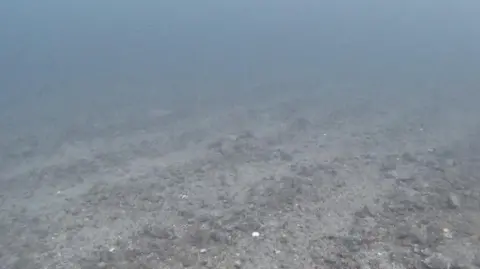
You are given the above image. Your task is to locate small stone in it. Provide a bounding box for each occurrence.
[252,231,260,237]
[234,260,242,268]
[199,248,207,253]
[447,193,461,209]
[423,253,452,269]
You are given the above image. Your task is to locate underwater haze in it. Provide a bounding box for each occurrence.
[1,1,479,135]
[1,1,480,268]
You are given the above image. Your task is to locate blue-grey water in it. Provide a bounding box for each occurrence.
[2,1,479,129]
[1,1,480,268]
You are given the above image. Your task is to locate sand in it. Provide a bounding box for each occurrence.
[1,88,480,269]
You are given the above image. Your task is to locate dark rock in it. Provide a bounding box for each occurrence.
[402,152,417,163]
[426,160,444,172]
[420,248,434,257]
[423,253,452,269]
[236,131,255,141]
[234,260,242,269]
[178,210,196,219]
[188,228,211,247]
[447,193,461,209]
[343,237,362,252]
[210,231,230,244]
[445,159,456,167]
[395,225,428,245]
[143,225,176,240]
[178,252,196,268]
[472,254,480,267]
[196,214,212,223]
[235,217,262,232]
[13,255,37,269]
[396,176,416,184]
[123,249,139,261]
[389,251,409,265]
[276,150,293,162]
[410,226,429,245]
[354,206,374,218]
[413,259,428,269]
[452,260,476,269]
[380,156,398,172]
[290,118,311,131]
[426,225,444,246]
[279,235,288,244]
[95,249,115,263]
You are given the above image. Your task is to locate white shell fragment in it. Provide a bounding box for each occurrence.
[442,228,453,239]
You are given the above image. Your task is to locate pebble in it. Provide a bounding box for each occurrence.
[234,260,242,268]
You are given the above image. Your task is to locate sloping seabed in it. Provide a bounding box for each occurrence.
[1,87,480,269]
